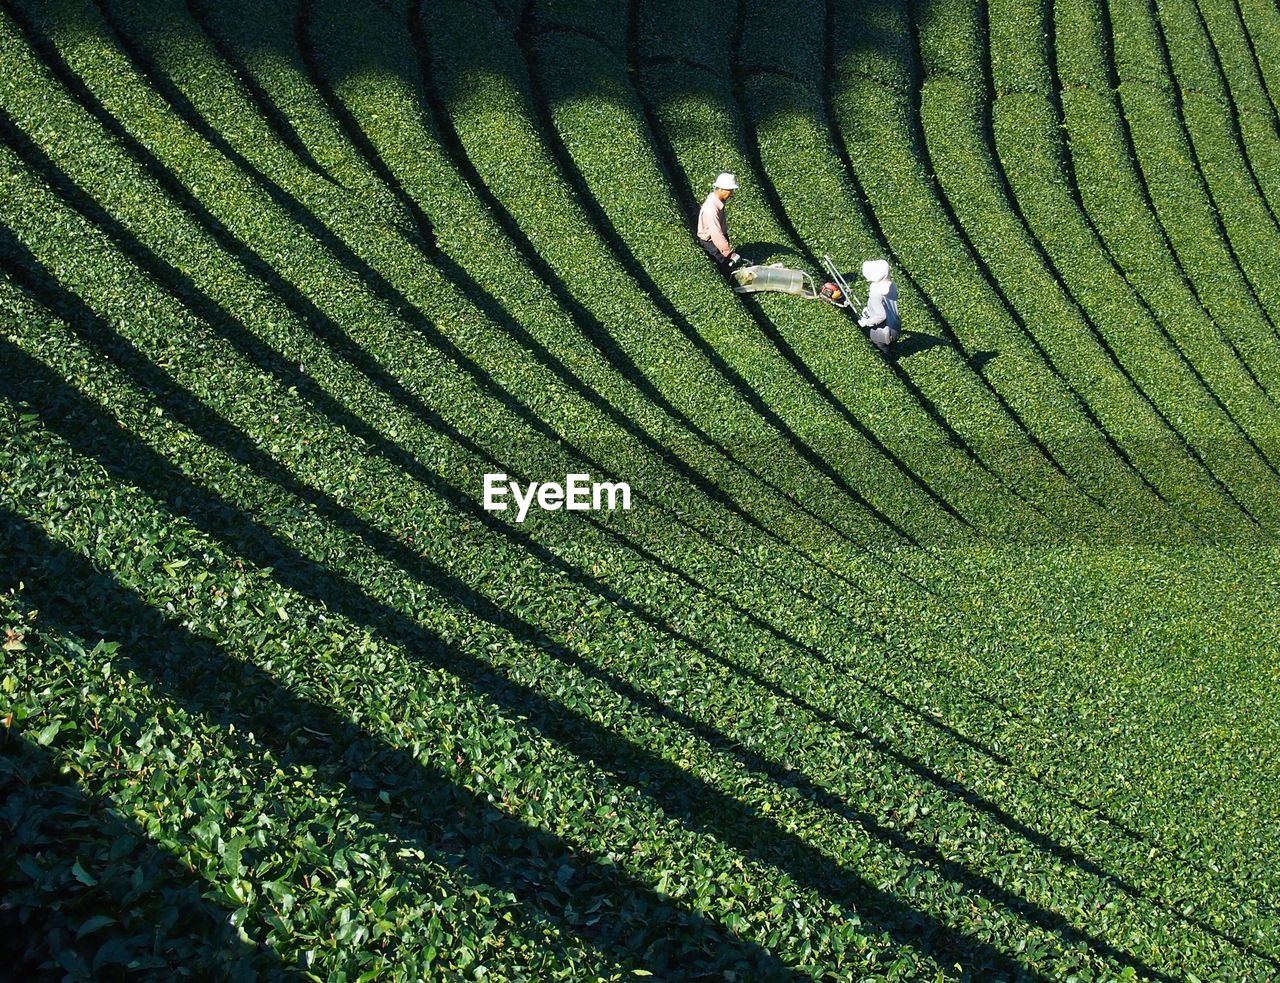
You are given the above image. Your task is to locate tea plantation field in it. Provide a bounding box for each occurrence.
[3,0,1280,978]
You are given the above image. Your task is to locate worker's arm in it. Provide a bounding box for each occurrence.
[711,226,733,258]
[858,291,886,328]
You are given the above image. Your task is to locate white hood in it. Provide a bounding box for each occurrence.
[861,259,890,283]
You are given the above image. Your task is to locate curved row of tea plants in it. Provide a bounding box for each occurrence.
[1150,0,1280,315]
[982,0,1280,530]
[1092,0,1280,397]
[1053,0,1280,462]
[1193,0,1280,217]
[907,0,1249,538]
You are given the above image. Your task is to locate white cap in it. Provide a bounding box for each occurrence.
[861,259,890,282]
[713,172,739,190]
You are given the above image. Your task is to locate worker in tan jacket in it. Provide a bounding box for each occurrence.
[696,172,742,271]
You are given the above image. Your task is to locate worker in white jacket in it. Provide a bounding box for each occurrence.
[857,259,901,355]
